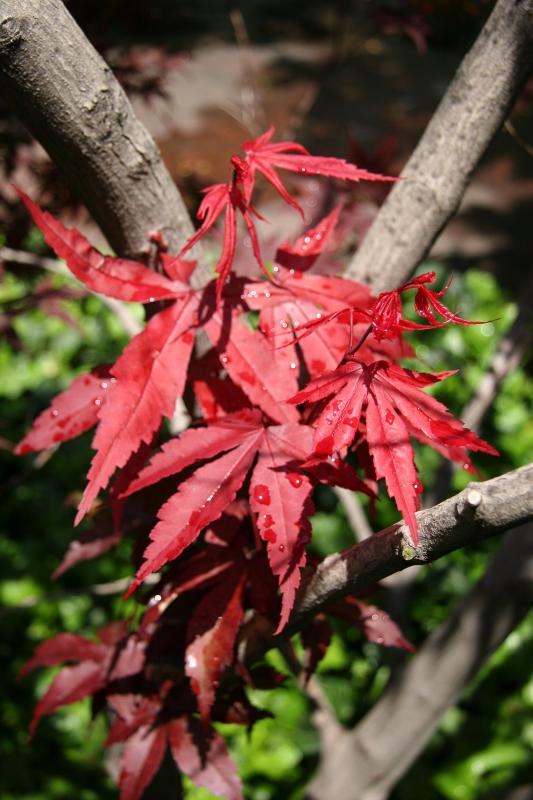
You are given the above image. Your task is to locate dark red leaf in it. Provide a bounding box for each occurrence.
[29,661,106,737]
[52,518,121,578]
[331,597,415,652]
[167,717,243,800]
[301,615,332,682]
[19,633,106,679]
[118,725,167,800]
[250,424,315,631]
[185,571,245,720]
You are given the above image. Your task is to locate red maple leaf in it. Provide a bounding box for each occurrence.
[19,622,144,736]
[244,266,374,380]
[175,129,397,302]
[185,569,245,721]
[14,365,113,455]
[242,127,397,215]
[107,693,242,800]
[123,410,317,630]
[274,205,342,271]
[329,596,415,651]
[291,359,498,542]
[177,169,265,304]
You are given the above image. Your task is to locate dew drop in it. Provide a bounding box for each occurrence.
[316,312,322,319]
[253,484,271,505]
[273,265,280,273]
[264,290,271,298]
[148,296,155,303]
[220,354,232,365]
[287,473,303,488]
[280,320,289,329]
[289,362,297,370]
[371,613,379,621]
[278,544,286,552]
[94,398,102,407]
[186,653,197,669]
[110,377,117,384]
[413,481,423,494]
[51,409,59,418]
[100,381,109,390]
[148,594,162,608]
[262,514,274,527]
[385,409,394,425]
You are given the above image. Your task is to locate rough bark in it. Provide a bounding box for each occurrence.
[291,463,533,628]
[346,0,533,291]
[0,0,195,261]
[307,522,533,800]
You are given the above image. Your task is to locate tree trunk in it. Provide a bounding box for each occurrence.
[0,0,195,261]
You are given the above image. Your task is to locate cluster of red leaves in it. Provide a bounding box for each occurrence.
[15,128,496,799]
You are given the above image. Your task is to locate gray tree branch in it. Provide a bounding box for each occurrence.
[346,0,533,291]
[307,522,533,800]
[291,463,533,629]
[0,0,195,261]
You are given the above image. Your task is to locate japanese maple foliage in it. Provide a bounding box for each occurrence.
[16,127,498,800]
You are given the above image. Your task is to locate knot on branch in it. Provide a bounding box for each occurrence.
[0,14,24,53]
[457,488,483,519]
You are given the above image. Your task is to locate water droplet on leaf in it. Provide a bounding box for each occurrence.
[287,473,302,488]
[253,484,271,505]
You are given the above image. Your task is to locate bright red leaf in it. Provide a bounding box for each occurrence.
[291,359,498,542]
[15,365,113,455]
[15,188,185,302]
[125,413,316,629]
[243,127,397,215]
[76,294,199,523]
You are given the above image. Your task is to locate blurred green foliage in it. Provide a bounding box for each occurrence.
[0,256,531,800]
